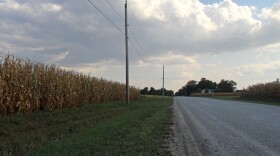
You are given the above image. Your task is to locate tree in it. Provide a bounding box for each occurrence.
[165,90,174,96]
[175,87,185,96]
[174,80,198,96]
[140,87,174,96]
[273,78,280,84]
[197,78,217,90]
[185,80,198,95]
[175,78,238,96]
[140,87,149,95]
[149,87,156,95]
[217,79,237,92]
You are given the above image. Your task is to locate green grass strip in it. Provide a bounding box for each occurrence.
[25,96,172,156]
[0,101,128,155]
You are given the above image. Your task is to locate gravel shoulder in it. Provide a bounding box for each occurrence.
[169,98,201,156]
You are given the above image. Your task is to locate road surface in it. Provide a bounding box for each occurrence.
[171,97,280,156]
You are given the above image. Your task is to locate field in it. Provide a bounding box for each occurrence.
[0,96,173,155]
[0,54,140,115]
[241,82,280,101]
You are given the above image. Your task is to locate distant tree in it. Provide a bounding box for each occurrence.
[165,90,174,96]
[217,79,237,92]
[158,88,174,96]
[176,78,237,96]
[273,78,280,84]
[197,78,217,90]
[184,80,198,95]
[140,87,174,96]
[140,87,149,95]
[174,80,198,96]
[187,80,197,86]
[149,87,156,95]
[175,87,185,96]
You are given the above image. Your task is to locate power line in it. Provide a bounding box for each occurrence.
[129,30,162,77]
[129,30,146,58]
[128,5,155,58]
[129,31,159,75]
[128,48,162,89]
[104,0,124,22]
[128,38,145,61]
[127,5,162,77]
[87,0,124,35]
[87,0,161,89]
[128,38,161,80]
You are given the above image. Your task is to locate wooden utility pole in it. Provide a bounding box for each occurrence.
[125,0,130,104]
[162,65,165,96]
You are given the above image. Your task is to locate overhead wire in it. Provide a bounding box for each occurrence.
[128,5,156,58]
[129,30,161,79]
[127,5,162,77]
[128,38,145,62]
[87,0,125,35]
[87,0,162,87]
[128,38,162,81]
[128,34,161,88]
[104,0,125,22]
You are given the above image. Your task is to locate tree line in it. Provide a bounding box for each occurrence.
[140,87,174,96]
[175,78,237,96]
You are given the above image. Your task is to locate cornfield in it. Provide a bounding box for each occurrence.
[191,92,241,97]
[241,82,280,101]
[0,54,140,115]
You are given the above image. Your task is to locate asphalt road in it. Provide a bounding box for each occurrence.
[171,97,280,156]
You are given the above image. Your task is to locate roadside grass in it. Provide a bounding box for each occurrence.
[0,96,173,155]
[206,96,280,106]
[26,96,172,156]
[0,101,128,156]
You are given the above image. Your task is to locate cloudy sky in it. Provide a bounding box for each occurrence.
[1,0,280,92]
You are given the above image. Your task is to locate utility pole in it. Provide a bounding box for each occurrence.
[125,0,130,104]
[162,65,165,96]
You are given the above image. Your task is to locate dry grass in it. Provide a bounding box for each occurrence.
[0,54,140,115]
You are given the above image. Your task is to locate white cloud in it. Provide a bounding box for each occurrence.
[41,3,61,12]
[205,0,261,32]
[256,43,280,53]
[131,0,168,21]
[130,0,280,55]
[61,64,107,76]
[235,60,280,75]
[61,59,122,76]
[52,51,69,63]
[0,0,31,12]
[260,2,280,21]
[146,53,198,65]
[2,0,280,64]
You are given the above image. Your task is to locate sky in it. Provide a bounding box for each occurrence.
[201,0,277,9]
[1,0,280,92]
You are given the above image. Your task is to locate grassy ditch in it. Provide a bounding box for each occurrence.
[0,96,172,155]
[207,96,280,106]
